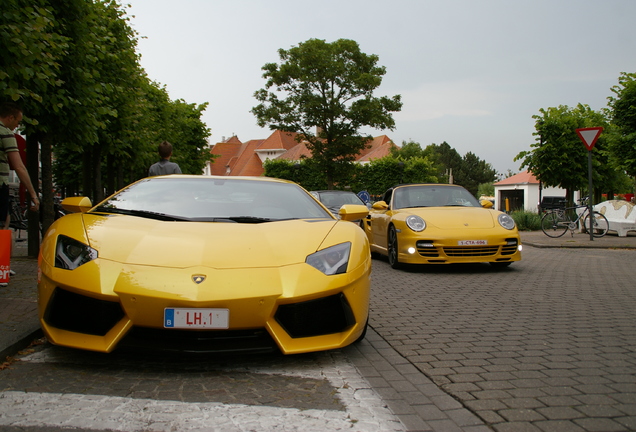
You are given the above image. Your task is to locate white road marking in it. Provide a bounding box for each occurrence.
[0,348,405,431]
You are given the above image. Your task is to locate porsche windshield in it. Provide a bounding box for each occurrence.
[392,185,481,209]
[93,177,332,221]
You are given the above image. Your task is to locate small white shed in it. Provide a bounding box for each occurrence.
[493,170,566,213]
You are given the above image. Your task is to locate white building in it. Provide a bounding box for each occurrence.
[493,170,567,213]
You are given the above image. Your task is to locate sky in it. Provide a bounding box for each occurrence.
[122,0,636,175]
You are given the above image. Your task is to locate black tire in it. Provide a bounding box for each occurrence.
[387,225,402,269]
[584,211,609,238]
[541,211,568,238]
[354,317,369,343]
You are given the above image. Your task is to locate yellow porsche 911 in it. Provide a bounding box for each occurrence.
[38,175,371,354]
[363,184,522,269]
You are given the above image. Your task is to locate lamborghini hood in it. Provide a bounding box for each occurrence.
[74,214,339,269]
[404,207,497,230]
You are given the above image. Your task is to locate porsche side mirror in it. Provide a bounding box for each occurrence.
[372,201,389,210]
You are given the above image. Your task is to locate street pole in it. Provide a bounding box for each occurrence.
[587,150,593,241]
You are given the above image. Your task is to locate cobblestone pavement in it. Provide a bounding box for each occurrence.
[369,244,636,432]
[2,232,636,431]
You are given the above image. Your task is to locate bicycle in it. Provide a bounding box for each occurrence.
[8,194,27,231]
[541,197,609,238]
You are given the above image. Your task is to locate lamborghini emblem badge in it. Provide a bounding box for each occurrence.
[192,275,206,284]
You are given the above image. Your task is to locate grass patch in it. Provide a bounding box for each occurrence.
[510,210,542,231]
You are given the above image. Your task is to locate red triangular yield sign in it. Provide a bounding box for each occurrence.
[576,127,603,151]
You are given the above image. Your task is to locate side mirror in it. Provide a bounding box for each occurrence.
[372,201,389,210]
[480,200,494,209]
[61,196,93,213]
[338,204,369,222]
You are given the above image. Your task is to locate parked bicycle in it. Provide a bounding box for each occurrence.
[541,197,609,238]
[8,194,27,231]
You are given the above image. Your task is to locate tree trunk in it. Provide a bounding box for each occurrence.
[25,134,40,257]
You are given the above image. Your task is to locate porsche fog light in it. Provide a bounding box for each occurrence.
[306,242,350,275]
[55,235,98,270]
[498,213,516,230]
[406,215,426,232]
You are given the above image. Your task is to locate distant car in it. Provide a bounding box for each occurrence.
[38,175,371,354]
[362,184,522,269]
[310,190,370,219]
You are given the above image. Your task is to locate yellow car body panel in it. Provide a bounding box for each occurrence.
[38,176,371,354]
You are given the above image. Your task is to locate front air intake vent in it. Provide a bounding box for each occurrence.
[275,293,356,338]
[44,288,125,336]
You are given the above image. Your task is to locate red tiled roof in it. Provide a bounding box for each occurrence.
[357,135,397,162]
[277,141,312,161]
[229,140,265,176]
[257,130,300,151]
[494,170,538,185]
[209,140,244,176]
[209,130,400,176]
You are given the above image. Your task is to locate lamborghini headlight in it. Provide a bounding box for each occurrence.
[306,242,350,275]
[55,235,98,270]
[498,213,516,230]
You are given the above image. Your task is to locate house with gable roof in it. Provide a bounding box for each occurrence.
[207,130,398,177]
[494,170,568,212]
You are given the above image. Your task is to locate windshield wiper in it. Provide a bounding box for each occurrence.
[211,216,273,224]
[93,207,190,221]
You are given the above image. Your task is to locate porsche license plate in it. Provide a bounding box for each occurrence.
[458,240,487,246]
[164,308,229,329]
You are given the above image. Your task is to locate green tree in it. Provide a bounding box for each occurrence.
[607,72,636,192]
[390,140,426,159]
[515,104,613,204]
[422,142,462,183]
[454,152,497,197]
[252,38,402,189]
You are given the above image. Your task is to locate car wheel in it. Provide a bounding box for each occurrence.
[387,226,402,269]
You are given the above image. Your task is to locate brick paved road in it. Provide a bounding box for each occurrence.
[369,245,636,432]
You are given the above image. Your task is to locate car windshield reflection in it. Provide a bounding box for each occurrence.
[392,185,480,209]
[93,177,332,222]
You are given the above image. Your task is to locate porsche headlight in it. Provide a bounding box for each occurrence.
[306,242,350,275]
[406,215,426,232]
[55,235,98,270]
[498,213,516,230]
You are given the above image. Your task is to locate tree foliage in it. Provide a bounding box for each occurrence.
[1,0,211,250]
[514,104,616,203]
[607,72,636,179]
[252,38,402,189]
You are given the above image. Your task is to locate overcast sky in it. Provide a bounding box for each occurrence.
[123,0,636,175]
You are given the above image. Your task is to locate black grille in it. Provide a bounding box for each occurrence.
[44,288,125,336]
[501,239,519,255]
[443,246,499,257]
[275,293,356,338]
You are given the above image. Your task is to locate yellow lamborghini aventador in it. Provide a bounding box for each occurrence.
[38,176,371,354]
[363,184,522,269]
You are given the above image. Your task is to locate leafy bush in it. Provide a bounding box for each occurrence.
[510,210,542,231]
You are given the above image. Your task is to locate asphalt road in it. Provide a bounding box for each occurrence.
[1,237,636,431]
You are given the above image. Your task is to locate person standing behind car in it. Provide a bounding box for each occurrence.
[0,102,40,230]
[148,141,182,176]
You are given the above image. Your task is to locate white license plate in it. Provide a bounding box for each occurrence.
[164,308,229,329]
[458,240,487,246]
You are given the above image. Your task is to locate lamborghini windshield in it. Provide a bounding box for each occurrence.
[92,177,332,222]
